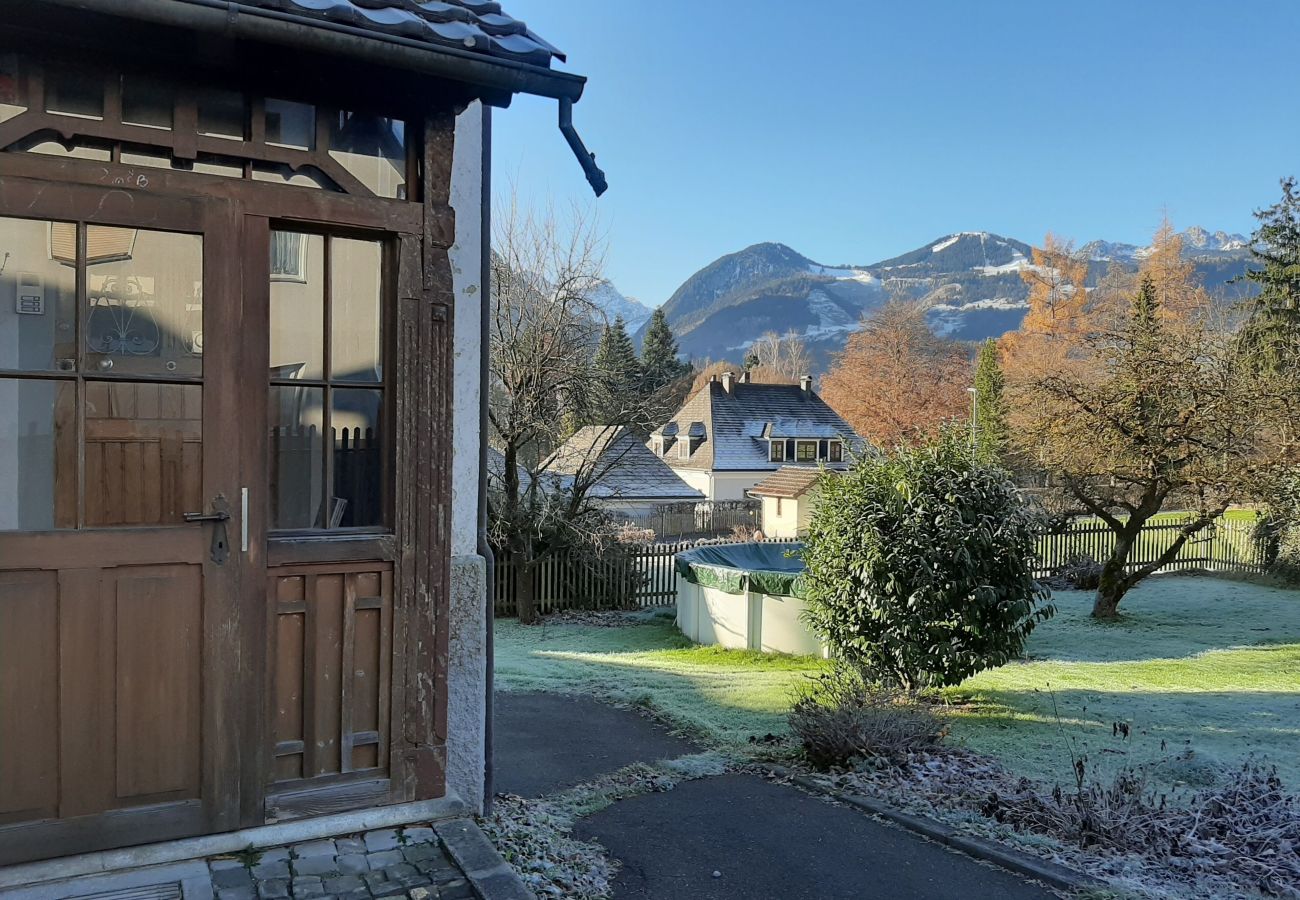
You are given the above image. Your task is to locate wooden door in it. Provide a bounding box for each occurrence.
[0,183,248,864]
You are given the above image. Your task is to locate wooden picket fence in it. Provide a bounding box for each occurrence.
[1034,516,1266,578]
[493,517,1265,618]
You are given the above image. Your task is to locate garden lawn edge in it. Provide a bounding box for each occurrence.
[764,765,1105,894]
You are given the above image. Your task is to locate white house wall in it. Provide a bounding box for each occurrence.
[446,100,486,814]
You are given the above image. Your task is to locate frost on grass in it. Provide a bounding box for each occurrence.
[810,750,1300,899]
[480,752,731,900]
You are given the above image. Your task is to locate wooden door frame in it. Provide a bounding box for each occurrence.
[0,177,252,859]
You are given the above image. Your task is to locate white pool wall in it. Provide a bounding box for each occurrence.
[676,580,828,657]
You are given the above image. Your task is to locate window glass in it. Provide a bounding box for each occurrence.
[828,441,842,463]
[269,385,326,529]
[0,53,28,124]
[330,238,382,382]
[328,112,406,199]
[269,231,324,380]
[252,163,330,190]
[45,67,102,119]
[84,226,203,377]
[0,216,77,372]
[0,378,74,531]
[331,388,383,527]
[25,138,111,161]
[121,76,173,130]
[769,441,785,462]
[797,441,816,462]
[197,87,245,140]
[264,99,315,150]
[82,382,202,526]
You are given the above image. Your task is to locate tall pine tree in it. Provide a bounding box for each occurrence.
[639,308,689,391]
[1240,177,1300,373]
[589,316,640,424]
[973,339,1009,465]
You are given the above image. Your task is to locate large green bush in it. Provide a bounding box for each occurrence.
[800,429,1053,689]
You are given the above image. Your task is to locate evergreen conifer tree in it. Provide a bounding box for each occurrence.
[639,308,689,391]
[972,339,1009,465]
[590,316,640,424]
[1240,177,1300,373]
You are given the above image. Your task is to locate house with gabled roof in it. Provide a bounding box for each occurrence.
[748,465,836,538]
[546,426,705,514]
[649,371,862,501]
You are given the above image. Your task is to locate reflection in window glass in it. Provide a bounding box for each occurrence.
[45,67,103,119]
[0,378,74,531]
[329,112,406,199]
[0,53,28,124]
[264,99,315,150]
[330,238,382,382]
[0,216,77,372]
[269,385,326,529]
[83,382,202,527]
[121,76,173,129]
[120,148,173,169]
[251,163,330,190]
[197,87,245,140]
[331,388,382,527]
[269,231,324,380]
[84,227,203,377]
[25,138,112,161]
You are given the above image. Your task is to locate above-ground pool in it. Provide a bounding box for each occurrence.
[674,542,826,656]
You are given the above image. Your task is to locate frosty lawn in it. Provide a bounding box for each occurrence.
[495,577,1300,789]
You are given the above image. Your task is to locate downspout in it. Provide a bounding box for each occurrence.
[478,105,497,815]
[559,98,608,197]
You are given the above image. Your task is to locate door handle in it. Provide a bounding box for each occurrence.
[184,496,231,565]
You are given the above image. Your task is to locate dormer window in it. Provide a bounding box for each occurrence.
[769,440,785,463]
[828,440,842,463]
[679,439,690,460]
[796,440,817,463]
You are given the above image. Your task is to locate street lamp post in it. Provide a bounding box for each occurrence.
[967,386,978,449]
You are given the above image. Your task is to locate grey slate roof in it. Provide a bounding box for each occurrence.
[652,380,863,472]
[547,427,705,502]
[198,0,563,68]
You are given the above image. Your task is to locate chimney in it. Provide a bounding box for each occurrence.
[709,374,717,383]
[800,374,812,395]
[721,371,735,394]
[738,370,751,384]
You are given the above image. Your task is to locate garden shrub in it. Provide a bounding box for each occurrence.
[789,664,946,769]
[1045,552,1103,590]
[1257,474,1300,584]
[800,428,1053,690]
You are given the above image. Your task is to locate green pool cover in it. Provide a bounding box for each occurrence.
[674,542,807,597]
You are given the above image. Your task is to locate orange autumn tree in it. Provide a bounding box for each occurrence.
[822,302,970,448]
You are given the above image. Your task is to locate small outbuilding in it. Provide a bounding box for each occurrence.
[748,466,831,538]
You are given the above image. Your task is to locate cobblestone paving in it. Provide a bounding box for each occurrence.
[207,826,478,900]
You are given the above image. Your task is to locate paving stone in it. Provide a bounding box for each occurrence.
[367,849,403,869]
[335,838,368,856]
[257,847,292,863]
[400,826,434,844]
[210,858,246,872]
[292,876,326,897]
[251,860,291,881]
[338,890,371,900]
[293,839,338,858]
[336,853,370,874]
[400,843,443,863]
[372,887,408,899]
[256,880,290,900]
[216,888,257,900]
[363,871,391,891]
[394,873,431,889]
[213,867,255,889]
[324,875,365,893]
[293,856,341,877]
[413,860,460,879]
[365,829,402,852]
[384,863,417,879]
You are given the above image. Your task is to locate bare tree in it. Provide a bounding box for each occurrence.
[748,330,811,383]
[487,195,665,622]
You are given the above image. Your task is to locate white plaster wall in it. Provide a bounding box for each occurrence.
[445,101,487,813]
[760,496,797,538]
[671,467,713,498]
[709,471,766,501]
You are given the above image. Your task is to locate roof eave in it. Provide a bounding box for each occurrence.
[39,0,587,104]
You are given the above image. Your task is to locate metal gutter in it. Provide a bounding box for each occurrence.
[559,97,607,197]
[477,105,497,815]
[39,0,586,103]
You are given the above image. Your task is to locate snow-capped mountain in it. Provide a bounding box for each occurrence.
[587,278,653,331]
[644,228,1254,373]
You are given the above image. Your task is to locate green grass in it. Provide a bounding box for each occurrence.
[946,576,1300,789]
[495,577,1300,791]
[494,611,827,748]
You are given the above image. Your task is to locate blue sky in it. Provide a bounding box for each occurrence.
[494,1,1300,306]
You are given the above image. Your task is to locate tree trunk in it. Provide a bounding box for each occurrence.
[516,557,538,624]
[1092,529,1136,619]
